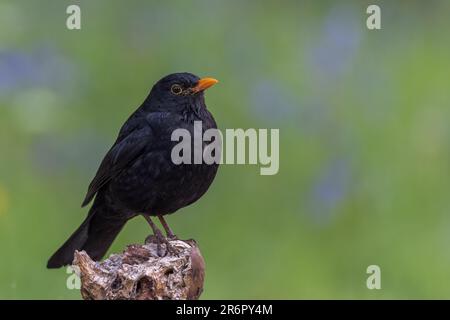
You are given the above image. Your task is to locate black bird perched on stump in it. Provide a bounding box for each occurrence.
[47,73,219,268]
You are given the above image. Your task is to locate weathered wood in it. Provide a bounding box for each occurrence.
[73,238,205,300]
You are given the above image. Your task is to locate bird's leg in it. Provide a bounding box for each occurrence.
[143,215,167,256]
[143,214,162,237]
[143,214,177,256]
[158,215,177,239]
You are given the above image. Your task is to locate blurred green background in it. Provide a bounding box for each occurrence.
[1,0,450,299]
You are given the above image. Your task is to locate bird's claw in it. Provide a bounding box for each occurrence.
[145,231,178,257]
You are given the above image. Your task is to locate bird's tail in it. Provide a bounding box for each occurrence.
[47,199,127,269]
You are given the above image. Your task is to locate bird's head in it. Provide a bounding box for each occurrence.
[145,72,218,111]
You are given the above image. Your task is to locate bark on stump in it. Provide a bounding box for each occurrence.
[72,238,205,300]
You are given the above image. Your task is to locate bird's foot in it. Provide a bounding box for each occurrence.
[145,230,178,257]
[167,234,179,241]
[163,238,179,256]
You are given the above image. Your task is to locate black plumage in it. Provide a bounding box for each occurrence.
[47,72,219,268]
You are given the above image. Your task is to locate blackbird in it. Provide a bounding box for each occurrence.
[47,72,219,268]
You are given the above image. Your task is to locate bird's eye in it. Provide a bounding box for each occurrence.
[171,84,183,95]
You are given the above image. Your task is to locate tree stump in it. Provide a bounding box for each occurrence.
[72,238,205,300]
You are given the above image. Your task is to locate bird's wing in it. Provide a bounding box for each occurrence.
[81,128,151,207]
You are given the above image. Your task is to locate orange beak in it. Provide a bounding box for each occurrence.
[192,77,219,93]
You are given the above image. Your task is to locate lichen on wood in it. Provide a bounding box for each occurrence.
[72,238,205,300]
